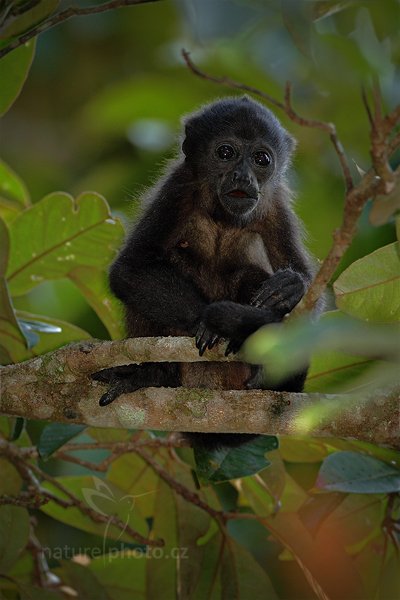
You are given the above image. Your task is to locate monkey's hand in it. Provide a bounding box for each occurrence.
[250,270,305,317]
[201,301,279,357]
[195,321,221,357]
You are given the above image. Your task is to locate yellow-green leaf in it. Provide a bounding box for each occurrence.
[334,242,400,322]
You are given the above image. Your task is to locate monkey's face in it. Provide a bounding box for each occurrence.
[212,138,274,219]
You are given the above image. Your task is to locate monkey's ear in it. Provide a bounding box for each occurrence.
[285,132,297,156]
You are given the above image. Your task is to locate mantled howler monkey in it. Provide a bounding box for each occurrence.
[93,96,318,449]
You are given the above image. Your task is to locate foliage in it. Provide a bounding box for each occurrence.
[0,1,399,599]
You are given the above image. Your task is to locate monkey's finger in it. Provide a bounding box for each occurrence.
[91,368,114,383]
[251,271,303,307]
[207,333,220,350]
[252,282,303,310]
[225,338,242,356]
[99,381,126,407]
[198,335,210,357]
[196,328,208,356]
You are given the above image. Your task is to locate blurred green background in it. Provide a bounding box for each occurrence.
[2,0,398,339]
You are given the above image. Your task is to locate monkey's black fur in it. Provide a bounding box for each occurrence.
[93,96,320,450]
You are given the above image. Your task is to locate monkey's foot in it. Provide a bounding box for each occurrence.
[92,365,141,407]
[92,363,181,406]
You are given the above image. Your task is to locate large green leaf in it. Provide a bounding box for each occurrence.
[89,552,146,600]
[0,506,30,573]
[0,218,27,363]
[316,451,400,493]
[6,191,124,296]
[69,265,124,339]
[0,40,35,116]
[194,435,278,482]
[334,243,400,322]
[38,423,86,459]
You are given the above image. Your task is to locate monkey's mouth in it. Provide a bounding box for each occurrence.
[228,189,250,198]
[221,189,258,217]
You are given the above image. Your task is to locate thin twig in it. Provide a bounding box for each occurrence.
[0,0,162,59]
[361,86,373,126]
[181,49,285,112]
[135,447,225,522]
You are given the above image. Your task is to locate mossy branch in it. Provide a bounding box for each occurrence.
[1,336,398,447]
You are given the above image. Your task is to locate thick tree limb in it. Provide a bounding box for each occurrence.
[0,336,398,447]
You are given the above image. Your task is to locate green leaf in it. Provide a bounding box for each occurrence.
[60,560,108,600]
[0,159,30,223]
[88,552,146,599]
[69,265,124,339]
[0,242,27,363]
[18,584,62,600]
[219,536,278,599]
[0,458,22,495]
[316,451,400,493]
[88,427,130,442]
[334,242,400,322]
[10,417,25,441]
[15,310,91,354]
[279,437,328,463]
[0,0,59,39]
[298,493,346,536]
[6,191,124,297]
[0,506,30,573]
[194,435,278,482]
[107,453,160,519]
[245,311,399,386]
[0,40,36,116]
[38,423,86,459]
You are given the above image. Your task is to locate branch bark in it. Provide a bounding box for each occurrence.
[1,336,399,447]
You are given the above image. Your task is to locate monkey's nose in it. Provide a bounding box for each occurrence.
[232,170,251,186]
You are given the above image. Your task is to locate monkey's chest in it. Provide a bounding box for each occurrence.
[169,220,272,301]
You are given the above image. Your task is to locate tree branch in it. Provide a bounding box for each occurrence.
[0,0,162,59]
[1,337,399,447]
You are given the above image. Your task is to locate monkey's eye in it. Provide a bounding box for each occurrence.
[216,144,235,161]
[253,151,271,167]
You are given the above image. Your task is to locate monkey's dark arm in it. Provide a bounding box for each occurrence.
[109,252,207,335]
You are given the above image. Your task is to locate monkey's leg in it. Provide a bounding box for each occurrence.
[92,363,180,407]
